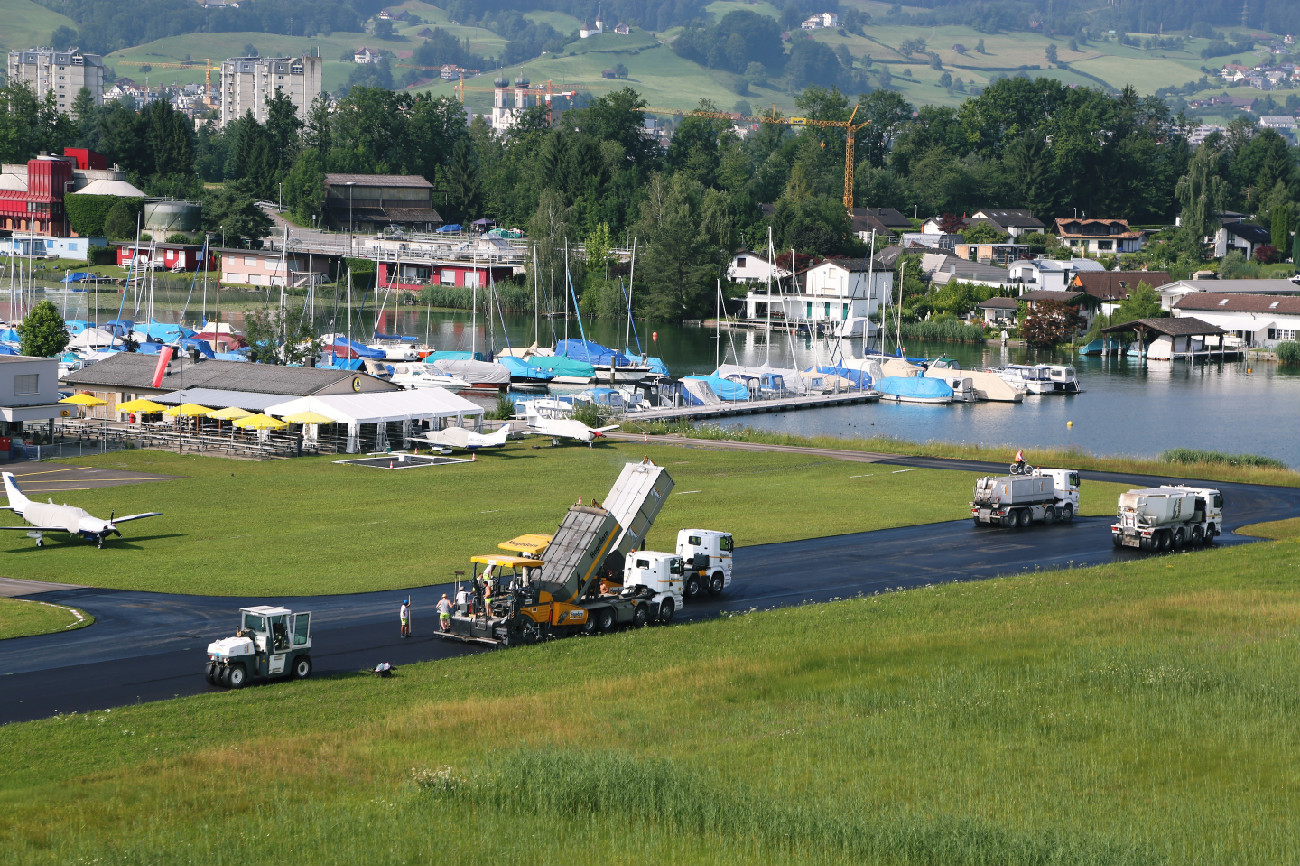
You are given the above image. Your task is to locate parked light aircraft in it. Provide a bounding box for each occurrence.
[528,417,619,445]
[411,426,510,452]
[0,472,161,548]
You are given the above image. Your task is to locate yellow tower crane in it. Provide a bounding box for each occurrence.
[392,64,481,101]
[639,104,869,214]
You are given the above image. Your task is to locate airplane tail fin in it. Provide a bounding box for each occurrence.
[2,472,28,509]
[486,426,510,446]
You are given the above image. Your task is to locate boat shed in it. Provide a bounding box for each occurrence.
[1100,316,1233,360]
[60,354,400,419]
[263,391,484,452]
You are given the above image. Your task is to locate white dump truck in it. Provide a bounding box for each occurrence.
[971,468,1080,528]
[1111,485,1223,551]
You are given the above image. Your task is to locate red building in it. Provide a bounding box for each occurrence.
[0,157,74,236]
[377,260,517,291]
[62,148,109,171]
[115,242,218,272]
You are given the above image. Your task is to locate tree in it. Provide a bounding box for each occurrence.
[1020,300,1082,347]
[18,300,70,357]
[1045,43,1058,64]
[103,199,140,240]
[938,212,966,234]
[1175,144,1227,249]
[1114,282,1163,322]
[1270,204,1290,253]
[962,222,1008,244]
[202,182,272,247]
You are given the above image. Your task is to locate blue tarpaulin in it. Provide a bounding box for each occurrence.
[436,224,462,233]
[684,375,750,401]
[554,339,633,367]
[807,365,872,389]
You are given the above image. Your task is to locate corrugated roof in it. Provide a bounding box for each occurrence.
[62,354,399,396]
[155,388,288,411]
[325,173,433,188]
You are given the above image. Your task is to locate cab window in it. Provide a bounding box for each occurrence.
[669,558,683,575]
[292,613,310,646]
[1213,493,1222,508]
[688,535,702,546]
[269,615,289,651]
[635,558,649,569]
[1068,472,1079,488]
[720,535,734,552]
[242,613,265,633]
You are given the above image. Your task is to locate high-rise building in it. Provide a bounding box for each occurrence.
[5,49,105,115]
[219,53,322,128]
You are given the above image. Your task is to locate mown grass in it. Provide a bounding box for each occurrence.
[4,538,1300,864]
[1239,517,1300,540]
[0,0,76,54]
[0,598,89,640]
[625,425,1300,487]
[0,442,1124,596]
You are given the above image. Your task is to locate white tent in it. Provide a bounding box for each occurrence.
[263,389,485,453]
[71,178,147,197]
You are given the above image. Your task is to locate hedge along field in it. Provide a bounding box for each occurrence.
[3,537,1300,864]
[0,443,1129,596]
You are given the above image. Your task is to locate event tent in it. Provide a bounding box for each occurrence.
[263,389,485,452]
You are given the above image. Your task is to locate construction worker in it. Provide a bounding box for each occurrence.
[436,593,452,632]
[482,565,495,613]
[455,585,469,615]
[399,598,411,638]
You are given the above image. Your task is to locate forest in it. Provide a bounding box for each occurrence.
[2,74,1297,321]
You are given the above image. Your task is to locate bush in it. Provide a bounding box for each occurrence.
[486,395,515,420]
[1277,341,1300,364]
[165,233,191,244]
[88,246,116,265]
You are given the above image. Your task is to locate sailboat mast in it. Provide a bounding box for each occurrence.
[563,239,570,344]
[470,251,478,358]
[715,279,721,369]
[532,245,539,347]
[764,227,773,367]
[626,237,636,353]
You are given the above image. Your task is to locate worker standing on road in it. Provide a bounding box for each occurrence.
[482,565,495,613]
[400,598,411,638]
[455,585,469,615]
[436,593,452,632]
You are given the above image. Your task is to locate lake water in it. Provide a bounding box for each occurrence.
[32,289,1300,469]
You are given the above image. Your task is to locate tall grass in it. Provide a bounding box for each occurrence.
[1277,341,1300,365]
[418,282,532,311]
[6,540,1300,864]
[899,318,988,343]
[1160,448,1288,469]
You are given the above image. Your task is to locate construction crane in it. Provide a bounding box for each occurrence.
[393,64,480,101]
[639,104,869,213]
[113,59,218,93]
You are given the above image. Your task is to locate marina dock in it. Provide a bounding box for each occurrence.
[622,390,879,424]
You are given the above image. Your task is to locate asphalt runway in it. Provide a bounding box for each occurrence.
[2,451,1297,726]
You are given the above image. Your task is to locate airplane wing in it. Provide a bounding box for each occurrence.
[112,512,163,523]
[594,425,620,434]
[0,525,68,532]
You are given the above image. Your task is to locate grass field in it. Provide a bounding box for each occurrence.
[3,535,1300,863]
[0,597,89,639]
[0,0,76,56]
[0,443,1129,597]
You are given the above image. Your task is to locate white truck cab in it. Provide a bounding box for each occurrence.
[676,529,734,598]
[623,551,685,623]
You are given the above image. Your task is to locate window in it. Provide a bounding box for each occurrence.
[720,535,733,552]
[292,613,310,646]
[440,270,456,285]
[14,374,39,395]
[244,256,257,266]
[736,256,746,268]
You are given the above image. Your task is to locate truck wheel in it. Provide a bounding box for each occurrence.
[1112,534,1122,548]
[292,656,312,680]
[217,665,232,688]
[972,516,982,528]
[1139,536,1155,552]
[659,598,675,624]
[205,662,218,685]
[709,572,724,595]
[596,608,615,633]
[685,575,701,599]
[1204,525,1217,546]
[1173,528,1185,549]
[227,664,247,689]
[581,614,597,636]
[632,606,647,628]
[1061,503,1074,523]
[1156,531,1171,552]
[1190,525,1204,545]
[1016,509,1031,529]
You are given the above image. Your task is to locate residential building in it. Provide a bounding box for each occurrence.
[1211,220,1273,259]
[743,257,893,327]
[0,356,63,438]
[1053,218,1148,256]
[1155,278,1300,312]
[976,296,1018,325]
[218,248,332,288]
[967,208,1046,238]
[1006,258,1105,292]
[850,207,912,243]
[323,173,443,235]
[6,48,105,114]
[115,242,217,273]
[920,252,1018,291]
[1172,292,1300,347]
[728,251,791,285]
[376,257,517,291]
[353,47,382,64]
[954,242,1031,265]
[1070,271,1172,317]
[219,53,322,128]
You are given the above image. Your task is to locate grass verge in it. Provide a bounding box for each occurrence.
[0,598,90,640]
[624,424,1300,487]
[0,443,1129,597]
[2,538,1299,864]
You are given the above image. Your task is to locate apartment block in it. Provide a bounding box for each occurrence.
[6,48,105,114]
[219,53,322,127]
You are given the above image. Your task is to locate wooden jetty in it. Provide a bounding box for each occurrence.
[625,390,879,424]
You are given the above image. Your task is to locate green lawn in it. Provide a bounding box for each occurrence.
[3,536,1299,863]
[0,0,76,55]
[0,443,1128,597]
[0,597,89,640]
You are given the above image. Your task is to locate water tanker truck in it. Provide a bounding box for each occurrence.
[1111,485,1223,551]
[971,468,1080,528]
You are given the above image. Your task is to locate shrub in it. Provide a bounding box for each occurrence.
[1160,448,1287,469]
[418,282,532,311]
[165,233,191,244]
[1277,341,1300,364]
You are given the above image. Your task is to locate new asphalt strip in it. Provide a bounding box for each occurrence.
[2,448,1298,725]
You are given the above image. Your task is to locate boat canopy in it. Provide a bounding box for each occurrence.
[146,321,196,341]
[424,350,488,363]
[683,375,750,401]
[497,355,554,380]
[373,332,418,342]
[555,339,633,367]
[877,376,953,399]
[326,337,384,359]
[807,365,872,389]
[436,224,462,233]
[529,355,595,377]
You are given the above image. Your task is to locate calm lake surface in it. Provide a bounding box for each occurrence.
[37,289,1300,469]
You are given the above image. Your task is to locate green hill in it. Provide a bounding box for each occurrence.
[0,0,76,55]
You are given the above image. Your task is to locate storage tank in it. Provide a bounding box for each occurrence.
[144,200,201,233]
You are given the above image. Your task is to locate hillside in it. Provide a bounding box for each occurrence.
[0,0,76,55]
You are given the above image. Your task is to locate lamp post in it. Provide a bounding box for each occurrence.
[345,181,356,257]
[278,181,283,213]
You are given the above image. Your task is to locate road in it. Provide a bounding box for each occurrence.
[2,447,1297,725]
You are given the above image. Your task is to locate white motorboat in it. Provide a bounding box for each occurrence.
[923,358,1024,402]
[388,363,471,391]
[996,364,1081,394]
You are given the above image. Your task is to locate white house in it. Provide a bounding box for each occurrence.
[728,251,791,285]
[354,47,382,64]
[1211,221,1273,259]
[1007,257,1105,292]
[1054,218,1148,256]
[0,355,63,438]
[1172,292,1300,347]
[1155,278,1300,312]
[744,258,893,331]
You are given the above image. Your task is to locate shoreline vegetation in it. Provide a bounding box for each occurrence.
[624,424,1300,486]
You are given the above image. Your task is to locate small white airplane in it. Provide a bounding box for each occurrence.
[410,425,510,452]
[0,472,162,549]
[527,417,620,445]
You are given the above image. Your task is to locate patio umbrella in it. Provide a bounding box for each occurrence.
[59,393,107,406]
[163,403,214,417]
[117,398,167,414]
[233,413,287,430]
[209,406,253,420]
[280,411,337,425]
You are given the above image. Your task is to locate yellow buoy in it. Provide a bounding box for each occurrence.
[1067,421,1073,428]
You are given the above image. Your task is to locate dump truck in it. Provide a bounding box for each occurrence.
[439,460,676,646]
[971,468,1080,528]
[1111,485,1223,551]
[206,605,313,688]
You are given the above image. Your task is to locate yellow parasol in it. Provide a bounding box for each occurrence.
[280,410,337,425]
[163,403,214,417]
[59,393,106,406]
[209,406,253,420]
[117,398,167,413]
[233,413,287,430]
